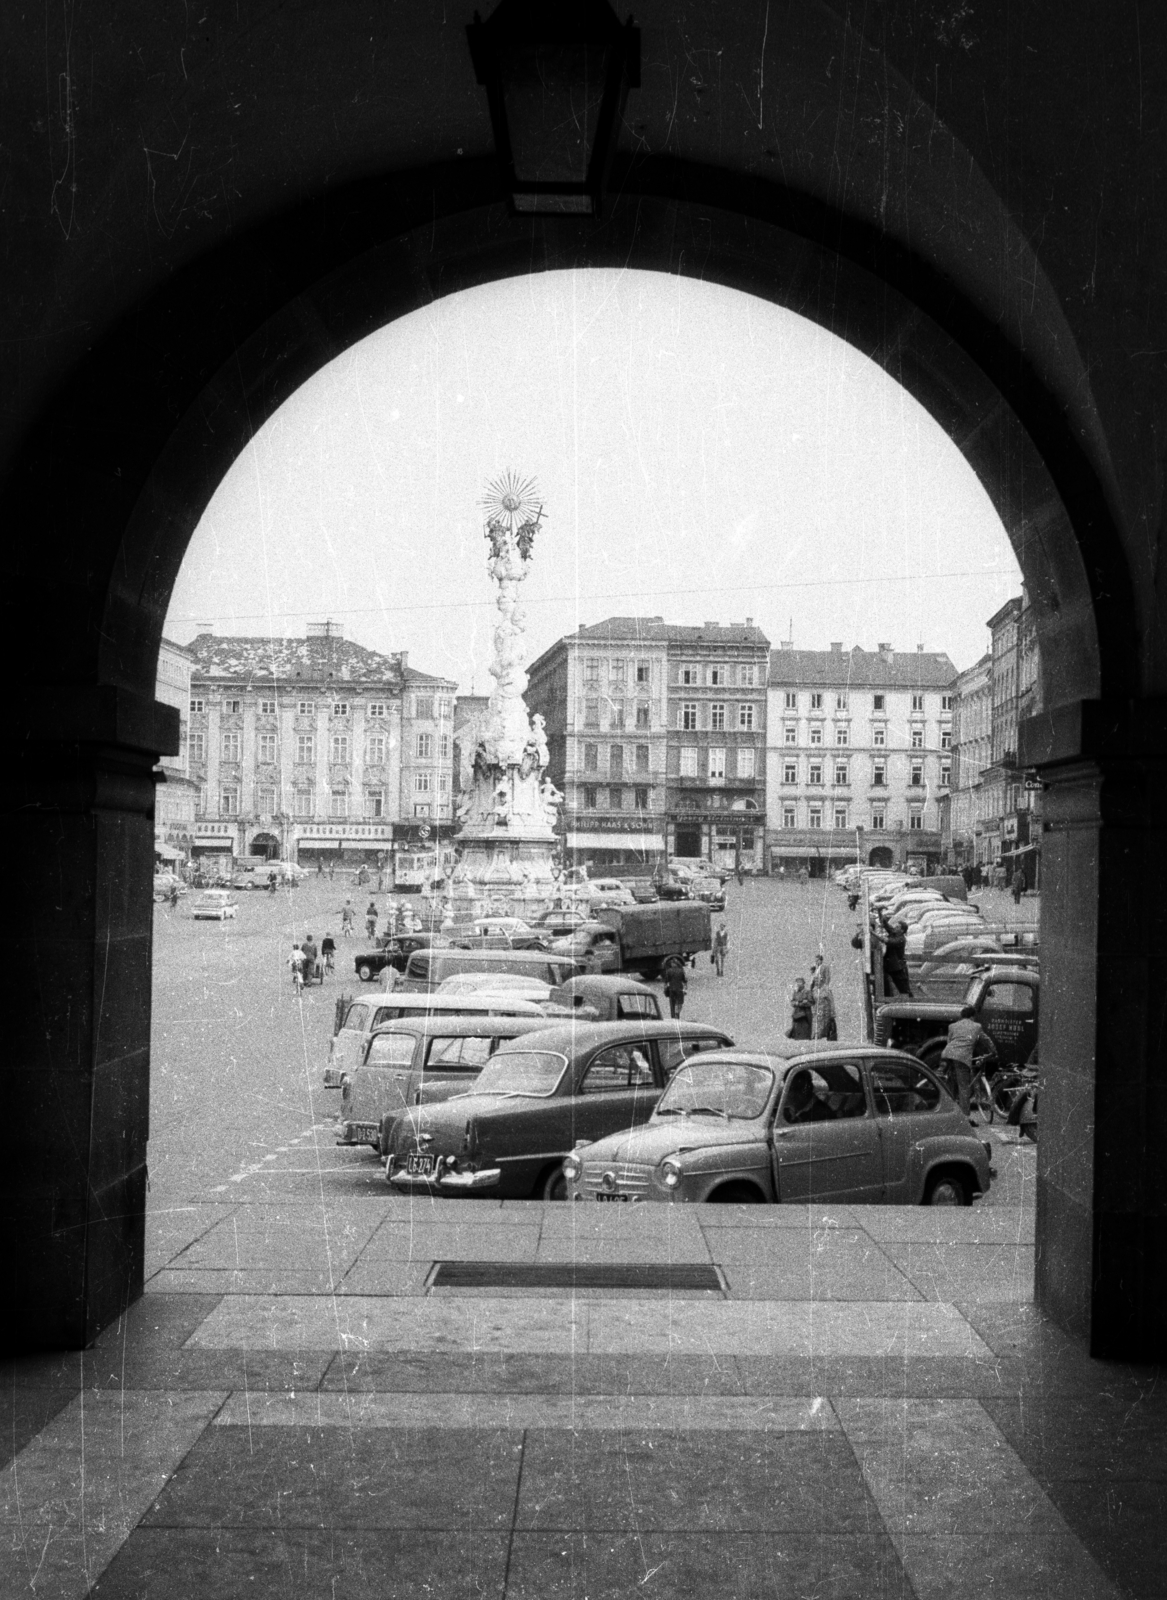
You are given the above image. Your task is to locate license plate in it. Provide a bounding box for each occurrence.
[406,1152,437,1177]
[595,1192,630,1202]
[352,1124,379,1142]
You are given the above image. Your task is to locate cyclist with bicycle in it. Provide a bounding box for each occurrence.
[939,1005,994,1118]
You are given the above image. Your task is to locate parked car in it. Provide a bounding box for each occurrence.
[564,1043,993,1206]
[534,909,591,937]
[438,971,555,1002]
[337,1015,553,1152]
[153,872,187,902]
[383,1019,734,1200]
[874,964,1040,1069]
[324,990,547,1085]
[448,917,548,951]
[581,878,637,907]
[353,931,451,982]
[628,881,660,903]
[541,974,664,1021]
[398,947,585,993]
[190,890,238,920]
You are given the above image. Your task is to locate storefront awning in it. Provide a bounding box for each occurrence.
[154,843,182,860]
[565,832,665,851]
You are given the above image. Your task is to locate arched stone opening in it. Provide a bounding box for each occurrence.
[5,169,1159,1359]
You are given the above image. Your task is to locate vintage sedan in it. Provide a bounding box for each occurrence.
[564,1042,992,1206]
[384,1020,733,1201]
[190,890,238,920]
[324,990,546,1085]
[540,974,663,1021]
[336,1015,553,1153]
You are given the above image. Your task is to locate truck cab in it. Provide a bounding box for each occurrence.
[874,965,1040,1069]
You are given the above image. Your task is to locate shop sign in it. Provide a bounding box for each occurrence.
[1002,815,1019,841]
[294,823,393,840]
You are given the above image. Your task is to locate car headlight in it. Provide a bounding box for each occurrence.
[660,1158,683,1189]
[562,1152,583,1182]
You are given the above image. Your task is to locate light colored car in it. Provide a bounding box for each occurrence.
[324,990,548,1085]
[191,890,238,920]
[580,878,637,907]
[153,872,187,902]
[336,1015,552,1151]
[564,1043,993,1207]
[439,971,555,1001]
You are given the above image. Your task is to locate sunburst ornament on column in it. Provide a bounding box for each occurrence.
[481,470,544,559]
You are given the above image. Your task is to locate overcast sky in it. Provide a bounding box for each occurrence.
[165,269,1021,686]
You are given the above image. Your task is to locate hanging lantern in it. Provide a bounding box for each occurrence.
[467,0,640,217]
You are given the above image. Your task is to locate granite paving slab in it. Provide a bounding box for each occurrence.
[503,1530,910,1600]
[880,1242,1036,1302]
[321,1351,749,1396]
[514,1429,875,1532]
[892,1533,1123,1600]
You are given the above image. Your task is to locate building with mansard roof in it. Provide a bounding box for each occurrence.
[185,623,455,869]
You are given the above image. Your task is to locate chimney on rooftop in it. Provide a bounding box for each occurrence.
[704,621,718,629]
[195,621,213,635]
[830,641,843,652]
[917,643,924,652]
[780,640,794,651]
[745,617,754,626]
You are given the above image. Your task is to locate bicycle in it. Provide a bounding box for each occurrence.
[290,964,304,998]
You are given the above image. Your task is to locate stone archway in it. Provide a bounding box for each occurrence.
[868,847,895,869]
[6,167,1160,1359]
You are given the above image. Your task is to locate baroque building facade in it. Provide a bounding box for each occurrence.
[765,643,957,874]
[186,624,455,869]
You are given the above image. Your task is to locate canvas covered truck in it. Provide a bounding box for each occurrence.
[548,900,712,979]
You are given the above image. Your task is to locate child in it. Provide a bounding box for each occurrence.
[321,932,336,974]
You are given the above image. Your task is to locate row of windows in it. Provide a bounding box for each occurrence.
[782,722,951,750]
[583,659,653,684]
[679,746,756,780]
[580,786,653,811]
[582,700,653,730]
[195,732,449,763]
[779,691,954,713]
[780,757,951,788]
[582,743,651,775]
[678,702,758,731]
[190,696,452,719]
[208,774,448,818]
[676,663,759,687]
[779,803,927,831]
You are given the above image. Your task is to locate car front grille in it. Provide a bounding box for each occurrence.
[580,1160,652,1196]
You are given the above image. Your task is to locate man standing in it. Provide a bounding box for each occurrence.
[662,956,688,1019]
[1011,865,1026,905]
[940,1004,993,1117]
[712,920,729,977]
[301,933,320,985]
[876,916,912,996]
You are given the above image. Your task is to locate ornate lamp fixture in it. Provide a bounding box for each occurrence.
[467,0,640,217]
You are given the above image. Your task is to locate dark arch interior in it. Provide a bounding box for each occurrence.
[4,155,1161,1364]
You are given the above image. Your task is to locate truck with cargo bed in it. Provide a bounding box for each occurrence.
[547,900,712,979]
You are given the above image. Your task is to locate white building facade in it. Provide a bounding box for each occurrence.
[765,643,956,875]
[153,637,199,864]
[186,624,455,870]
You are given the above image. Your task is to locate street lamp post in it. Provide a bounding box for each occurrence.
[467,0,639,217]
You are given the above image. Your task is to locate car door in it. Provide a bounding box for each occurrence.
[566,1041,663,1146]
[330,1002,371,1075]
[867,1056,947,1202]
[978,978,1038,1065]
[769,1060,882,1202]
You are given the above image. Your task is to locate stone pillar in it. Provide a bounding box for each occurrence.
[1021,699,1167,1359]
[3,687,178,1352]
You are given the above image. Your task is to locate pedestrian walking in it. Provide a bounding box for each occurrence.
[328,861,335,881]
[340,900,355,937]
[786,977,813,1039]
[316,857,324,876]
[875,915,912,997]
[662,956,688,1019]
[1011,866,1026,905]
[712,920,729,977]
[287,944,306,996]
[939,1004,993,1117]
[268,870,278,894]
[301,934,320,985]
[321,932,336,975]
[798,865,809,887]
[379,960,399,992]
[810,957,837,1040]
[366,902,378,939]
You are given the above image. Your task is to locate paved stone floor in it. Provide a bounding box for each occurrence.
[5,878,1163,1597]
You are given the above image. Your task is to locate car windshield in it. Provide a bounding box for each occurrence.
[655,1060,774,1120]
[467,1050,569,1097]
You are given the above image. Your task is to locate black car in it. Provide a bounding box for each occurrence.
[354,931,450,982]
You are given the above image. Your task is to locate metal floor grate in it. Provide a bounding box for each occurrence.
[430,1262,723,1292]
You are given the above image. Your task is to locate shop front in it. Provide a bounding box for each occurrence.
[563,820,667,875]
[294,823,395,869]
[670,810,764,873]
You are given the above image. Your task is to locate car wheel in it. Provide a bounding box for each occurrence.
[358,963,373,981]
[540,1164,570,1202]
[924,1170,971,1207]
